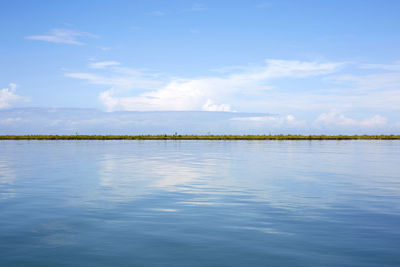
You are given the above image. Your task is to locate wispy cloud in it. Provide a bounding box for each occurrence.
[333,72,400,92]
[66,59,342,112]
[66,66,164,90]
[25,28,98,45]
[89,61,120,69]
[359,62,400,71]
[323,34,355,40]
[62,56,400,126]
[0,83,29,109]
[148,10,165,16]
[97,45,124,51]
[191,3,206,11]
[231,114,305,128]
[256,2,273,8]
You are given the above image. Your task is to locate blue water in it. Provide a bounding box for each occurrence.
[1,140,400,266]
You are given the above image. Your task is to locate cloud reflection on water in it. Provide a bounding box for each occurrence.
[0,158,16,199]
[97,151,232,204]
[90,141,400,216]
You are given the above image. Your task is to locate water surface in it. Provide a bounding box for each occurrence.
[1,140,399,266]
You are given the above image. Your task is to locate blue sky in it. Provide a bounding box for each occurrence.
[1,0,400,133]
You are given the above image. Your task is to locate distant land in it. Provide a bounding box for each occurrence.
[1,135,399,140]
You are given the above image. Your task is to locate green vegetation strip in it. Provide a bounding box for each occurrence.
[0,135,399,140]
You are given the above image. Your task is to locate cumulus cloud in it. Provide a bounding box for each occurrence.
[202,99,232,112]
[314,111,387,129]
[25,29,98,45]
[66,59,342,112]
[229,112,391,134]
[98,79,213,111]
[0,83,29,109]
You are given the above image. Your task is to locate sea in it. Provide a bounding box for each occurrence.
[1,140,399,266]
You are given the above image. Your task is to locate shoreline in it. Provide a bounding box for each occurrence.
[0,135,399,140]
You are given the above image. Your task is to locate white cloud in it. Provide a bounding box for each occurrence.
[230,114,305,128]
[229,112,391,134]
[64,58,400,126]
[360,115,388,127]
[334,72,400,92]
[66,59,343,112]
[0,83,29,109]
[314,111,387,128]
[202,99,232,112]
[98,47,112,51]
[65,67,163,90]
[25,28,98,45]
[359,62,400,71]
[98,79,212,111]
[89,61,120,69]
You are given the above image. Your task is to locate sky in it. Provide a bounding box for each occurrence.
[1,0,400,134]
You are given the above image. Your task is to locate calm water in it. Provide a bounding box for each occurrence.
[1,140,400,266]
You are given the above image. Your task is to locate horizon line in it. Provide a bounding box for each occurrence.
[1,134,399,140]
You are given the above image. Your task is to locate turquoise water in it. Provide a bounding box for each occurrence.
[1,140,400,266]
